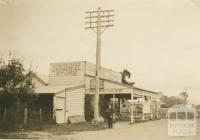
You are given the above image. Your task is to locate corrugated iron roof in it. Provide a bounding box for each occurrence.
[35,85,72,94]
[35,85,85,94]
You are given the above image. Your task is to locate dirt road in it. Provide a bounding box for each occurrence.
[54,119,200,140]
[8,119,198,140]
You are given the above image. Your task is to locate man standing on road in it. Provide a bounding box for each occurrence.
[106,104,114,129]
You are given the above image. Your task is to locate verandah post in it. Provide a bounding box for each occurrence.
[150,97,153,119]
[112,94,115,121]
[142,95,145,121]
[130,93,134,123]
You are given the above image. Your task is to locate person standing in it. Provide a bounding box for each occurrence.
[106,104,113,128]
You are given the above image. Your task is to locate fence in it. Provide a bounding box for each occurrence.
[0,107,54,125]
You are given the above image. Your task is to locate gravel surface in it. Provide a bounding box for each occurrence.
[1,119,199,140]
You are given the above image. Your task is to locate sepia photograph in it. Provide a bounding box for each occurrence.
[0,0,200,139]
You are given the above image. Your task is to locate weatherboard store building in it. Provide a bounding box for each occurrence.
[35,61,161,124]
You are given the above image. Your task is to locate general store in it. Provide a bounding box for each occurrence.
[35,61,161,124]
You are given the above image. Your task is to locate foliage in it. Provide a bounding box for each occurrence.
[160,94,189,108]
[0,56,24,92]
[0,54,37,129]
[0,55,37,108]
[120,69,135,85]
[179,91,189,104]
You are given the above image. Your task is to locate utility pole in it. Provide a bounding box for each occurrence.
[85,7,114,122]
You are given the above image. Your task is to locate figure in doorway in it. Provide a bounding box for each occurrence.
[106,104,114,128]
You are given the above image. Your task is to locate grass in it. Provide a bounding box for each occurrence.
[0,133,29,139]
[0,122,107,139]
[28,122,107,133]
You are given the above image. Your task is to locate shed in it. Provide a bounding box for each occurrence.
[36,85,85,123]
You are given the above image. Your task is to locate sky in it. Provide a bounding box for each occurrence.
[0,0,200,104]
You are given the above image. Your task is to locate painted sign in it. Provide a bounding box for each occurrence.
[50,62,83,76]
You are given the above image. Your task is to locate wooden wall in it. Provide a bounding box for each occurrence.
[53,86,85,123]
[66,87,85,117]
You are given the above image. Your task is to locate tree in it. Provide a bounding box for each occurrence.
[179,91,189,104]
[120,69,135,85]
[0,54,36,113]
[160,95,186,108]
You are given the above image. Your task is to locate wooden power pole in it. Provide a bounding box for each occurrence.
[85,7,114,122]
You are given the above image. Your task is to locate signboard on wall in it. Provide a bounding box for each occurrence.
[49,62,84,76]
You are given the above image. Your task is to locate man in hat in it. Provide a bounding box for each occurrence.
[106,104,114,128]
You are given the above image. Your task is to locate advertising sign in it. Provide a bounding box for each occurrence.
[49,62,84,76]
